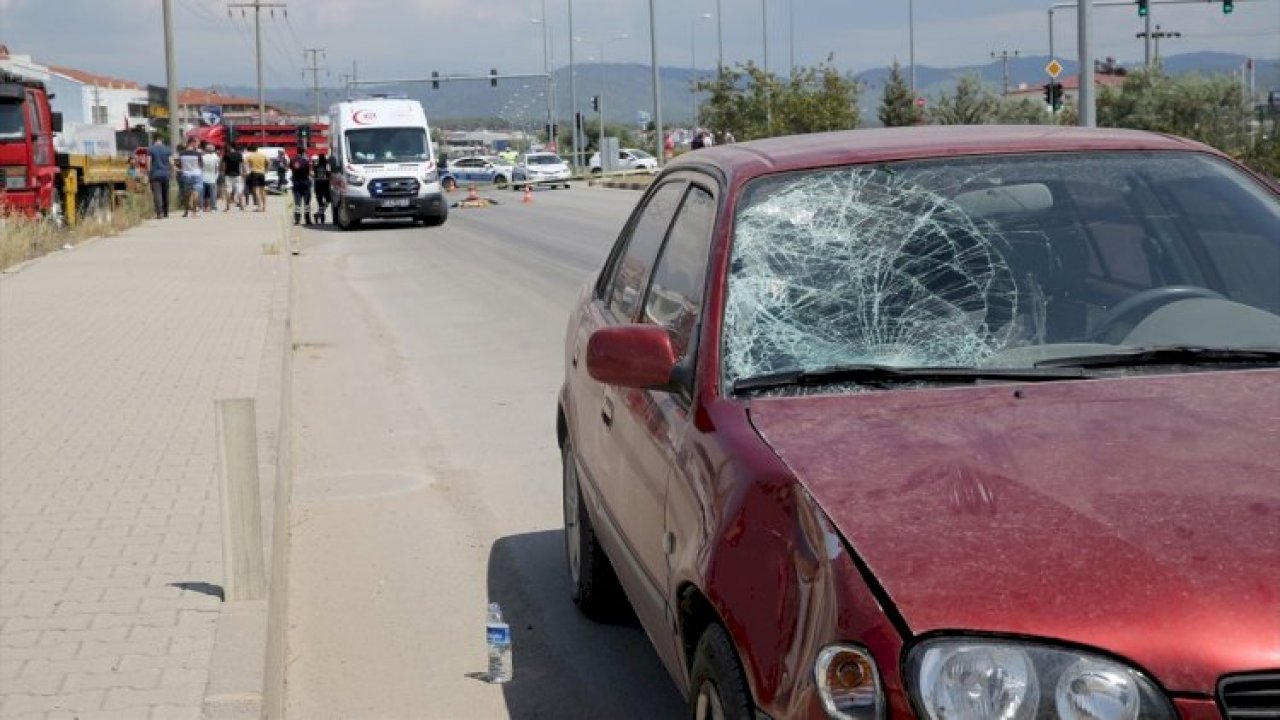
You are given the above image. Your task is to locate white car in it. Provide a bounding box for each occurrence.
[446,155,516,188]
[588,148,658,175]
[513,152,572,189]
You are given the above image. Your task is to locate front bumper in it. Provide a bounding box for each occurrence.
[342,192,446,220]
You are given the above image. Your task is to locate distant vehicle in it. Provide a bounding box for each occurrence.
[559,125,1280,719]
[0,70,129,226]
[256,146,291,194]
[327,97,447,229]
[588,148,658,175]
[513,152,571,189]
[447,155,515,188]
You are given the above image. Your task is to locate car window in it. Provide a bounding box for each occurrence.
[607,182,686,321]
[642,185,715,361]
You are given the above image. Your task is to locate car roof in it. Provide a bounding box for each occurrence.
[664,125,1221,182]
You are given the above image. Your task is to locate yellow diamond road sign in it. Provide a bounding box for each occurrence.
[1046,59,1063,78]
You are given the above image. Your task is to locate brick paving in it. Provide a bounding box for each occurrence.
[1,207,288,719]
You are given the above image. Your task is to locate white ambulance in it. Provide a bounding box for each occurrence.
[327,97,447,229]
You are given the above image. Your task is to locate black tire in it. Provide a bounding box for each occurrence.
[494,175,508,188]
[334,199,359,231]
[421,209,447,227]
[688,624,755,720]
[590,167,602,176]
[562,439,627,621]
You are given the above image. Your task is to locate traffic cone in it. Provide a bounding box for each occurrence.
[466,184,480,202]
[522,186,533,204]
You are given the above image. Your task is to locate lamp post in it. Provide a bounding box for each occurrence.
[568,0,580,170]
[715,0,724,70]
[532,7,553,149]
[649,0,663,166]
[908,0,916,95]
[577,33,629,156]
[690,13,711,126]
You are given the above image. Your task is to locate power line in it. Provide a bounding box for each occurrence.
[303,48,327,119]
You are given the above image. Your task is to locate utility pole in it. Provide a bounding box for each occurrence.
[163,0,179,151]
[1078,0,1095,127]
[991,50,1020,96]
[303,48,327,120]
[228,0,286,142]
[1135,24,1181,66]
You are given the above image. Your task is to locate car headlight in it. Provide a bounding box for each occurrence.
[815,645,883,719]
[908,638,1175,720]
[420,169,437,183]
[344,171,366,187]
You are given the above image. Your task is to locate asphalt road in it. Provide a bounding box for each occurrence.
[284,185,686,719]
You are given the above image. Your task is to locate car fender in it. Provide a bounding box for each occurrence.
[666,399,910,718]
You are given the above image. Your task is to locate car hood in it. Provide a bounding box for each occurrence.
[747,370,1280,691]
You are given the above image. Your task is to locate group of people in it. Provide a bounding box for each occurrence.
[143,136,330,225]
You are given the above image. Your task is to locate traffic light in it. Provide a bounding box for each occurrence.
[1136,0,1148,17]
[432,71,439,90]
[490,68,498,87]
[1050,82,1064,111]
[1043,83,1053,105]
[297,124,311,148]
[575,112,584,133]
[591,96,600,112]
[1222,0,1233,13]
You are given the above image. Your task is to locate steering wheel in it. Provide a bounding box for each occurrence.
[1089,285,1225,342]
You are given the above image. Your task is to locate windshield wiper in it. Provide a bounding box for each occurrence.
[732,363,1089,393]
[1034,345,1280,370]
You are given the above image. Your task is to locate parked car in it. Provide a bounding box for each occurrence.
[446,155,515,188]
[557,126,1280,719]
[588,147,658,174]
[513,152,571,189]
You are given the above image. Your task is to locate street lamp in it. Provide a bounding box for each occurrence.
[690,13,712,126]
[531,10,553,149]
[576,33,629,156]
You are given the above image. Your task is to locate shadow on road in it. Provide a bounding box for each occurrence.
[486,530,685,719]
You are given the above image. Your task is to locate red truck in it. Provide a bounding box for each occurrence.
[0,71,129,226]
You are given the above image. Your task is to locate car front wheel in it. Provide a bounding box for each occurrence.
[688,624,754,720]
[562,438,626,621]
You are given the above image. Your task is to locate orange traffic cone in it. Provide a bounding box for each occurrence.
[522,186,533,204]
[466,184,480,202]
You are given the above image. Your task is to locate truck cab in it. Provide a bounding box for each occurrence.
[327,98,447,229]
[0,72,61,217]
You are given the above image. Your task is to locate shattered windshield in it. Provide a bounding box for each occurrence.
[723,152,1280,387]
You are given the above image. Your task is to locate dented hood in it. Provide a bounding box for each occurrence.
[747,370,1280,691]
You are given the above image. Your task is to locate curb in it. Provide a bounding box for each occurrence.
[588,178,651,190]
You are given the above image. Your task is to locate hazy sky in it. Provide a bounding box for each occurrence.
[2,0,1276,89]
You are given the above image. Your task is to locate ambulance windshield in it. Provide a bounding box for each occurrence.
[345,127,430,164]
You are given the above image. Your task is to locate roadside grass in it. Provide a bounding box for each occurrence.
[0,189,154,271]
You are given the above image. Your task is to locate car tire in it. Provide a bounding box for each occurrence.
[495,175,508,188]
[590,168,602,176]
[688,624,755,720]
[421,208,447,227]
[562,439,627,622]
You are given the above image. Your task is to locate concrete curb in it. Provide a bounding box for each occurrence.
[200,209,293,720]
[587,178,651,190]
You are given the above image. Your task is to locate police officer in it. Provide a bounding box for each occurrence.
[289,148,313,225]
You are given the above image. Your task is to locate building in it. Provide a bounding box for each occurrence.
[176,88,286,132]
[1005,73,1128,107]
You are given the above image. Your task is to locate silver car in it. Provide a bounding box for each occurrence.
[513,152,572,190]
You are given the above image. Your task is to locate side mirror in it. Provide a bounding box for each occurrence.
[50,112,63,133]
[586,325,678,390]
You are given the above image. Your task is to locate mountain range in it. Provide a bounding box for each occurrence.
[223,51,1277,128]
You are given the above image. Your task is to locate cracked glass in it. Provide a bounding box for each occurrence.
[723,152,1280,388]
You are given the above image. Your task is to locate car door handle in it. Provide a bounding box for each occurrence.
[601,398,614,428]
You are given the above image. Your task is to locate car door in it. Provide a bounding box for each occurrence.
[570,181,687,636]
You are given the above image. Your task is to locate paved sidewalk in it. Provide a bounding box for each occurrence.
[0,207,289,719]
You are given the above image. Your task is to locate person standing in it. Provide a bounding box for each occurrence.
[274,149,289,193]
[146,134,173,219]
[245,145,268,211]
[312,152,331,224]
[289,148,313,225]
[200,143,220,212]
[177,137,204,218]
[222,143,244,211]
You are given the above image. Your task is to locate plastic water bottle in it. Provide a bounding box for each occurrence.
[486,602,512,683]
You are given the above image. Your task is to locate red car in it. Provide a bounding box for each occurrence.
[556,126,1280,720]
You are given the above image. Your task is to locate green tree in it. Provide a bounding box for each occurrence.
[878,60,922,127]
[993,97,1051,125]
[1098,68,1250,151]
[774,55,862,134]
[927,75,998,125]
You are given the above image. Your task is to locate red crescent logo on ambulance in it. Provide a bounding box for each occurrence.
[352,110,377,124]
